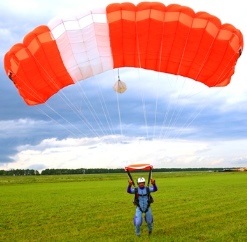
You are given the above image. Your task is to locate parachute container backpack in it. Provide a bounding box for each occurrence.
[125,163,154,206]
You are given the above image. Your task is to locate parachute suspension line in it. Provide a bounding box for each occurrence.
[135,19,149,140]
[76,11,115,137]
[36,106,86,138]
[111,2,128,139]
[172,87,225,141]
[156,79,181,140]
[13,72,85,138]
[159,16,204,140]
[159,15,237,141]
[155,17,182,140]
[53,17,108,138]
[94,73,118,139]
[12,72,83,137]
[160,14,195,140]
[158,90,179,140]
[114,6,124,139]
[74,78,110,137]
[54,89,101,136]
[103,69,125,169]
[30,56,101,137]
[116,69,123,137]
[153,11,169,140]
[31,15,108,138]
[140,70,149,139]
[166,18,235,140]
[161,81,188,139]
[171,102,207,141]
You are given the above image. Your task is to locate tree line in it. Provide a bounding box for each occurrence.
[0,167,226,176]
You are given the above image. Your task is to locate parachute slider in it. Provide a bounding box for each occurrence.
[113,68,127,93]
[113,79,127,93]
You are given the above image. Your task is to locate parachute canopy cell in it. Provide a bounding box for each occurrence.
[4,2,243,105]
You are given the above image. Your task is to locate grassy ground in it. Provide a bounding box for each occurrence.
[0,171,246,241]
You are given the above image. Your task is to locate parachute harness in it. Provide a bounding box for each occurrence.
[134,187,154,213]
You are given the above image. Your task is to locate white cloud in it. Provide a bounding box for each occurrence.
[0,118,52,138]
[0,135,246,172]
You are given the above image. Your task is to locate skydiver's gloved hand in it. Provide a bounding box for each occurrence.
[151,179,156,185]
[128,180,133,186]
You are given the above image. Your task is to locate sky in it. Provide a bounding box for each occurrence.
[0,0,247,171]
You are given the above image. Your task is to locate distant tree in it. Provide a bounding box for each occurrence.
[0,169,39,176]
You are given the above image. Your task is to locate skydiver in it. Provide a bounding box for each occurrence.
[127,177,158,236]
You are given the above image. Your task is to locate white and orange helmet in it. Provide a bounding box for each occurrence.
[137,177,145,184]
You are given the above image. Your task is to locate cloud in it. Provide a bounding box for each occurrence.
[1,135,246,172]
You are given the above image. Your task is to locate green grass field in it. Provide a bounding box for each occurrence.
[0,171,246,241]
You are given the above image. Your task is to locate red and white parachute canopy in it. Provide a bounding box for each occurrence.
[4,2,243,105]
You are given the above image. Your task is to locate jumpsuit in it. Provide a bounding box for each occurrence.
[127,184,157,236]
